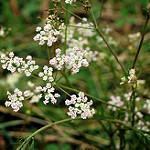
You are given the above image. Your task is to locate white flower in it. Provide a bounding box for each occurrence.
[143,99,150,114]
[40,83,60,104]
[0,52,39,76]
[50,47,97,74]
[65,0,76,4]
[38,65,54,82]
[124,92,132,101]
[36,26,42,32]
[76,18,94,37]
[24,90,33,97]
[128,32,141,42]
[33,15,64,47]
[60,17,95,50]
[30,94,42,103]
[120,69,138,85]
[128,69,137,84]
[65,92,95,119]
[108,96,124,111]
[37,65,60,104]
[136,120,150,132]
[5,88,29,112]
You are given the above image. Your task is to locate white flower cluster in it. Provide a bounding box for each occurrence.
[61,17,94,50]
[143,99,150,114]
[65,92,95,119]
[108,92,140,112]
[0,52,39,76]
[60,17,100,73]
[65,0,76,4]
[128,32,141,42]
[124,111,150,132]
[5,83,60,112]
[36,83,60,104]
[128,69,137,84]
[39,66,54,82]
[134,111,150,132]
[76,18,94,37]
[124,92,132,101]
[50,47,97,74]
[33,15,64,47]
[108,93,150,132]
[96,27,118,47]
[108,96,124,111]
[38,65,60,104]
[137,119,150,132]
[5,82,45,111]
[120,69,137,85]
[5,88,28,112]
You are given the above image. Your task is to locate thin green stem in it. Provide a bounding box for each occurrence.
[57,84,127,111]
[62,6,83,21]
[132,13,149,68]
[0,120,24,129]
[64,4,69,51]
[60,71,72,86]
[89,3,127,76]
[31,74,40,79]
[130,86,136,127]
[55,75,63,83]
[17,118,76,150]
[57,86,70,96]
[95,27,127,77]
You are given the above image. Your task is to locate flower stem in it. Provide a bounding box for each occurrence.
[89,4,127,77]
[64,4,68,52]
[130,86,136,127]
[57,84,127,111]
[132,12,149,68]
[17,118,75,150]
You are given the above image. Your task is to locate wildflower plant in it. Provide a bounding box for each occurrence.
[0,0,150,149]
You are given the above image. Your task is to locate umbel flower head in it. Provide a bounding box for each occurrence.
[50,47,98,74]
[5,88,27,112]
[39,65,54,82]
[37,65,60,104]
[108,96,124,111]
[65,92,95,119]
[0,52,39,76]
[33,14,64,47]
[120,69,137,85]
[128,68,137,84]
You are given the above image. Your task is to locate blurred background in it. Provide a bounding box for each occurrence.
[0,0,149,149]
